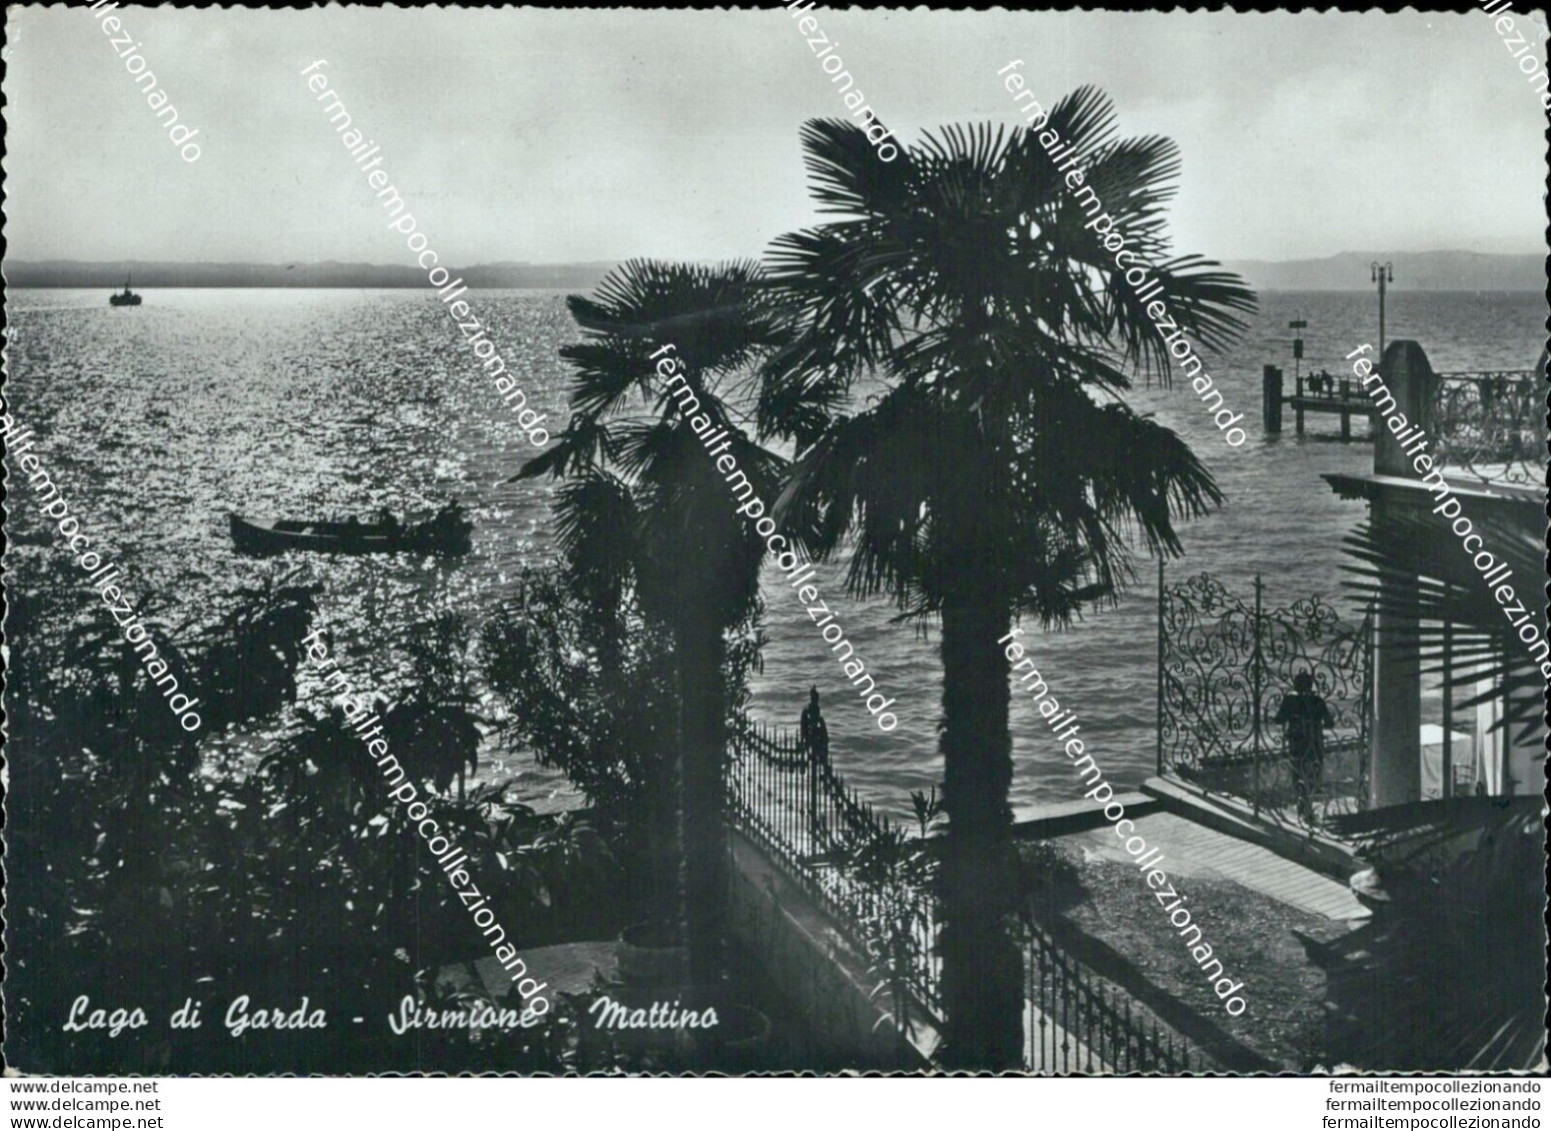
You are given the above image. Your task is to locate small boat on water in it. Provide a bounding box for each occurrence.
[229,503,472,557]
[109,275,142,307]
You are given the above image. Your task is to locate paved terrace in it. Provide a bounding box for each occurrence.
[1017,790,1371,1070]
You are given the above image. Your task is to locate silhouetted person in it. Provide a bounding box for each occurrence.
[1275,671,1334,824]
[800,686,829,767]
[800,687,830,850]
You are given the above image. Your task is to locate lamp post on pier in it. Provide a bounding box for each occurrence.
[1371,261,1394,362]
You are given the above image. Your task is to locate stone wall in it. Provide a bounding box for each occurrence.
[727,829,939,1070]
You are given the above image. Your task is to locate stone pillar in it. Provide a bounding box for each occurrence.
[1374,340,1436,477]
[1366,340,1436,808]
[1370,557,1422,807]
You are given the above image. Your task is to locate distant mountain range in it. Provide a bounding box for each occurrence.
[1220,250,1545,292]
[3,259,617,290]
[4,250,1544,291]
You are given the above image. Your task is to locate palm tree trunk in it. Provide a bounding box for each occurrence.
[676,614,730,989]
[937,598,1024,1069]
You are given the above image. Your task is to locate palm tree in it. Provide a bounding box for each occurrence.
[516,259,788,986]
[759,95,1256,1067]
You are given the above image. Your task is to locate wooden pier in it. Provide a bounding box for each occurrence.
[1262,365,1376,440]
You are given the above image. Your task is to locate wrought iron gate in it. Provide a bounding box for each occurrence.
[1156,565,1374,831]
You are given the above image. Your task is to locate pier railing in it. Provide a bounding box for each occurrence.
[1430,370,1542,488]
[1261,349,1546,475]
[1157,566,1374,833]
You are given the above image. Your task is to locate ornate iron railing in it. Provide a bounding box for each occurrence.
[1430,371,1543,488]
[726,719,944,1019]
[1025,921,1195,1074]
[730,717,1204,1072]
[1157,567,1374,833]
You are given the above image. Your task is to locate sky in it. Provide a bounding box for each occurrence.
[4,6,1548,266]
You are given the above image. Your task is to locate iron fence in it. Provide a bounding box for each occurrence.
[1157,565,1374,832]
[1025,921,1195,1074]
[727,718,944,1020]
[729,717,1205,1071]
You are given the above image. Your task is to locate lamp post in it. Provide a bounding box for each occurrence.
[1371,261,1393,362]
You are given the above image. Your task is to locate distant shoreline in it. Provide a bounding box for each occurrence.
[6,249,1542,293]
[4,262,617,292]
[8,284,1545,294]
[5,284,596,290]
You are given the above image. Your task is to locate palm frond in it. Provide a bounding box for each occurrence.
[552,470,641,613]
[1042,85,1121,166]
[1337,512,1545,744]
[798,117,913,217]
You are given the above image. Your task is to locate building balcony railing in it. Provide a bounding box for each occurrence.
[1430,370,1543,489]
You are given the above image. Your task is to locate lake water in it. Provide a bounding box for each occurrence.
[5,287,1543,816]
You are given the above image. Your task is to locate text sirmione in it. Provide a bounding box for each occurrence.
[652,343,900,732]
[302,628,550,1021]
[2,404,203,732]
[86,0,202,162]
[1347,343,1550,679]
[782,0,899,161]
[1001,626,1247,1016]
[301,61,548,446]
[387,995,538,1036]
[999,62,1248,448]
[1479,0,1551,108]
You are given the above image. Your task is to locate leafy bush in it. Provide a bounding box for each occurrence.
[1018,838,1086,915]
[479,566,763,925]
[2,564,608,1073]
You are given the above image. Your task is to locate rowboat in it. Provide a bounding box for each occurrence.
[229,507,472,557]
